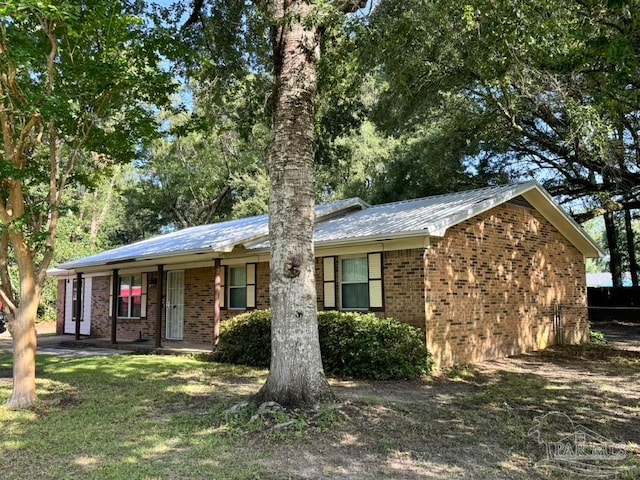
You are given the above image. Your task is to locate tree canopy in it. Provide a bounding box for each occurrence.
[365,0,640,283]
[0,0,175,407]
[368,0,640,200]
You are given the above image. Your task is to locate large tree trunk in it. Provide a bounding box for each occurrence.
[6,290,39,409]
[5,229,44,409]
[624,207,639,287]
[604,210,623,287]
[255,0,333,407]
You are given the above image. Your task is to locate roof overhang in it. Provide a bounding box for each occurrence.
[520,186,603,258]
[49,250,225,276]
[406,181,603,258]
[48,181,602,278]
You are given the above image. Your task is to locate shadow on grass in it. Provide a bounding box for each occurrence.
[289,345,640,479]
[0,345,638,480]
[0,352,271,480]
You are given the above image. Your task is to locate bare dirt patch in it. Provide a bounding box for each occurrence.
[252,345,640,479]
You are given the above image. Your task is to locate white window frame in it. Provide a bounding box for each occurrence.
[339,255,370,311]
[117,274,143,319]
[228,265,247,310]
[336,253,384,312]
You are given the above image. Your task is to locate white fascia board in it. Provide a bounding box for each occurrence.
[57,249,224,274]
[246,230,432,255]
[521,187,604,258]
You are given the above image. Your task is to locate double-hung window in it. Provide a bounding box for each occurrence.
[118,275,142,318]
[229,266,247,309]
[341,257,370,310]
[226,263,257,310]
[322,253,384,311]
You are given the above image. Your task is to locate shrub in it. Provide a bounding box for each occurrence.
[214,310,271,367]
[589,329,607,345]
[214,310,432,380]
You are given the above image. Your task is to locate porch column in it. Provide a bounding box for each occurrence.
[155,265,164,348]
[74,272,83,340]
[111,268,119,344]
[213,259,221,349]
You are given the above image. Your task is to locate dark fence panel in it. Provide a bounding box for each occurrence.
[587,287,640,323]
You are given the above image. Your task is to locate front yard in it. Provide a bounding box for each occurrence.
[1,342,639,479]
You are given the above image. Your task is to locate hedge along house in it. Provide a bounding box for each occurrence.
[50,182,602,368]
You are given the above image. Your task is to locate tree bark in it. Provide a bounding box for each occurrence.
[255,0,334,407]
[6,290,39,409]
[213,259,222,348]
[604,210,623,287]
[624,207,639,287]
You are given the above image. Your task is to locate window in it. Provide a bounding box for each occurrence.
[225,263,257,310]
[118,275,142,318]
[341,257,369,310]
[229,266,247,309]
[323,253,383,311]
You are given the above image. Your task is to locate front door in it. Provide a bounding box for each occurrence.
[166,270,184,340]
[64,277,92,335]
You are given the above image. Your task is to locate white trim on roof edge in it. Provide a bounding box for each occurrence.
[49,181,602,276]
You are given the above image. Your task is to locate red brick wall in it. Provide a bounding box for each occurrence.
[256,262,270,310]
[79,264,273,344]
[90,276,111,338]
[88,274,155,342]
[383,249,425,330]
[183,266,215,343]
[313,252,424,328]
[54,201,588,366]
[424,202,588,368]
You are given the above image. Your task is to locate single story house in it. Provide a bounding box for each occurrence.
[50,181,602,367]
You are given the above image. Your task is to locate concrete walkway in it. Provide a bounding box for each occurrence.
[1,322,215,359]
[0,323,125,358]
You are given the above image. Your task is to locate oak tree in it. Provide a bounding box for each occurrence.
[181,0,366,406]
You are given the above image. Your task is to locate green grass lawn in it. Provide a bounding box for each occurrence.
[0,354,271,480]
[1,347,639,479]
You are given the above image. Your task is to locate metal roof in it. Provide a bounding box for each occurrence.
[56,197,367,271]
[55,181,602,272]
[247,182,548,249]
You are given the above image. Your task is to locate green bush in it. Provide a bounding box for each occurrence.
[589,329,607,345]
[214,310,272,367]
[214,310,432,380]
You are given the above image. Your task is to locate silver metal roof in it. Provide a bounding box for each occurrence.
[56,197,368,270]
[247,182,542,249]
[55,181,601,272]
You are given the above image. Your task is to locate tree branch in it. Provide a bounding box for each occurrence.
[333,0,368,14]
[182,0,206,30]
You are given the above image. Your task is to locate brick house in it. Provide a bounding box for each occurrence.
[50,182,601,367]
